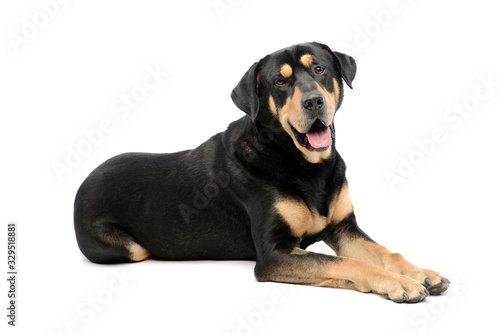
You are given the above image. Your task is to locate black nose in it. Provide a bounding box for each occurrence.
[302,92,324,111]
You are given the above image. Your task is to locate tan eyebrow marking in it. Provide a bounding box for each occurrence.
[280,63,293,78]
[300,54,314,68]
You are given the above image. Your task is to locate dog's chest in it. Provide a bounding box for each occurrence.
[275,197,336,238]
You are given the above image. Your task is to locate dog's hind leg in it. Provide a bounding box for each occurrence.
[75,219,150,264]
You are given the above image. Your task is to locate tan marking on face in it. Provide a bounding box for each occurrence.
[299,146,332,164]
[269,95,277,116]
[277,86,332,163]
[300,54,314,68]
[280,63,293,78]
[279,86,304,129]
[332,78,340,108]
[275,198,328,238]
[127,242,151,262]
[330,184,354,224]
[315,82,336,117]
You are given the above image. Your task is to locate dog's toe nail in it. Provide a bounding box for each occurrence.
[429,286,438,292]
[424,278,431,286]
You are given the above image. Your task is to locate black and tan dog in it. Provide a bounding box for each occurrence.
[74,42,449,302]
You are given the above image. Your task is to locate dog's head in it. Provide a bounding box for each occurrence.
[231,42,356,163]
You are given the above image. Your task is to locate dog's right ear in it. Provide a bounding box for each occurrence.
[231,62,260,121]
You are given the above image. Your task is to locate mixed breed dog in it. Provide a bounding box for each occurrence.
[74,42,449,303]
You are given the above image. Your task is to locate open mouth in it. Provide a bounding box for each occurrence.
[290,119,333,152]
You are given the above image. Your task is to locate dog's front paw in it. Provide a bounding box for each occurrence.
[402,268,450,295]
[374,273,429,303]
[382,253,450,295]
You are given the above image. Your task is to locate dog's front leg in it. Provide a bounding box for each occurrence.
[250,202,429,303]
[254,245,430,302]
[323,184,450,295]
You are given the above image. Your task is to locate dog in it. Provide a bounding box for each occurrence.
[74,42,449,302]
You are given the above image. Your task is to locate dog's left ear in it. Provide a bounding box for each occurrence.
[231,62,259,121]
[314,42,356,89]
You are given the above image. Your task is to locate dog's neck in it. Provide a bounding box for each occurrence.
[229,116,338,176]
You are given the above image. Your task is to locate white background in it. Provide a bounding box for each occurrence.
[1,0,499,333]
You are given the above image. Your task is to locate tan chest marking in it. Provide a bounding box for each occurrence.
[275,199,328,237]
[275,184,354,238]
[330,184,353,224]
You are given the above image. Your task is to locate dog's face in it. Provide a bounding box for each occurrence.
[231,42,356,163]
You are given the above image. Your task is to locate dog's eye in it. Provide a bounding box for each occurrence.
[275,78,287,85]
[314,66,325,74]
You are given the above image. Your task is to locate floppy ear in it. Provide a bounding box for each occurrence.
[231,62,260,121]
[314,42,356,89]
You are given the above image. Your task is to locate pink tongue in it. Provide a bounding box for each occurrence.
[306,124,331,148]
